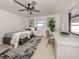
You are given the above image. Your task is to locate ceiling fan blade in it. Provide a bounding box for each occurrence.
[18,9,26,11]
[14,0,27,8]
[31,1,37,7]
[32,9,40,12]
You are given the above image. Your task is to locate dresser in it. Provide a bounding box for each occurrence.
[53,32,79,59]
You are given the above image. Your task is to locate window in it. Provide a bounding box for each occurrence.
[37,20,44,27]
[71,22,79,33]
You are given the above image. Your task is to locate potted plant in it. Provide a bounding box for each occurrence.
[60,31,69,37]
[48,17,56,32]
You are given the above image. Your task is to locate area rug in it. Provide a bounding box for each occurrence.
[0,37,41,59]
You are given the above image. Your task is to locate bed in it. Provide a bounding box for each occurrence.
[3,31,34,45]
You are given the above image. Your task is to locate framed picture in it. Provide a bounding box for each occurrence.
[28,19,34,27]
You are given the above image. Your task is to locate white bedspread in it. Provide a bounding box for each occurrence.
[11,31,33,48]
[24,31,33,39]
[11,32,20,49]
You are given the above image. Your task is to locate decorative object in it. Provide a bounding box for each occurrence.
[48,17,56,32]
[60,31,69,37]
[28,19,34,27]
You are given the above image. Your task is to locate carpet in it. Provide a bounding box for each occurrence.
[0,37,41,59]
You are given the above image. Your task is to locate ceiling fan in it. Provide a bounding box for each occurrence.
[14,0,40,14]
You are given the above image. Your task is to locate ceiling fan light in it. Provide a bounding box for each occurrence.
[28,3,30,6]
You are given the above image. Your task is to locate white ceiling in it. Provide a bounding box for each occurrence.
[0,0,78,17]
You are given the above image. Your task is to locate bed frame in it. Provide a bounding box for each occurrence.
[3,34,34,45]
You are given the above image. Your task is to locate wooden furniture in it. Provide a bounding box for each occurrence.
[0,49,20,59]
[53,32,79,59]
[45,30,54,47]
[0,49,10,56]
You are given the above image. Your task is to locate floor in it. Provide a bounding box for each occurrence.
[0,37,55,59]
[32,36,55,59]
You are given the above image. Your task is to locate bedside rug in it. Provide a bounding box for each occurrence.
[0,38,41,59]
[14,38,41,59]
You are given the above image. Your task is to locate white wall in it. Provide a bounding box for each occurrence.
[25,14,60,36]
[60,0,79,32]
[0,9,26,44]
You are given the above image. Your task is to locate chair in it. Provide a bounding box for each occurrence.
[45,30,54,47]
[46,30,51,38]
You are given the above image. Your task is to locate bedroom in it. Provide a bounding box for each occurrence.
[0,0,79,59]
